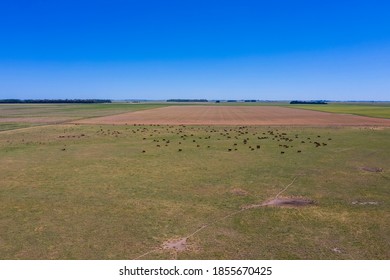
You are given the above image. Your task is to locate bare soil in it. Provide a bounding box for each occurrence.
[262,197,315,207]
[360,167,383,172]
[162,238,188,252]
[73,106,390,126]
[243,197,314,209]
[352,201,379,205]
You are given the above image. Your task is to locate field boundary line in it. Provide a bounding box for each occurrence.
[133,248,161,260]
[275,176,297,198]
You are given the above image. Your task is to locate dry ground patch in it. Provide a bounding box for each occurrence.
[74,106,390,126]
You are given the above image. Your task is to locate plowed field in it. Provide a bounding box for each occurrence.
[74,106,390,126]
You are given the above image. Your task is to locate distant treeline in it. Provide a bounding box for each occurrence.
[218,100,257,103]
[166,99,208,102]
[290,100,328,104]
[244,100,257,102]
[0,99,112,104]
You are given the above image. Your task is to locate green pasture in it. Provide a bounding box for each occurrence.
[0,123,39,132]
[0,103,166,124]
[287,103,390,119]
[0,103,166,117]
[0,123,389,259]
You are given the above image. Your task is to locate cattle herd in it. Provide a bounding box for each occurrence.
[85,124,332,155]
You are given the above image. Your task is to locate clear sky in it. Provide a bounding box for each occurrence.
[1,0,389,100]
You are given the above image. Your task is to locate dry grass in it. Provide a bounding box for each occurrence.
[0,122,389,259]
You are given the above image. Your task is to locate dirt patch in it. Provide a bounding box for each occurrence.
[352,201,379,205]
[230,188,249,196]
[332,247,343,254]
[243,197,314,209]
[360,167,383,172]
[263,197,315,207]
[73,106,390,126]
[162,238,188,252]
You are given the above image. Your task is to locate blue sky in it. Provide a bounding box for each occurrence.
[1,0,389,100]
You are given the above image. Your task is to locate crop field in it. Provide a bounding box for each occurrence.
[74,105,390,126]
[0,104,389,259]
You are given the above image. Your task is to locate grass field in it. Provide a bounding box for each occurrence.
[0,103,167,131]
[287,103,390,119]
[0,103,389,259]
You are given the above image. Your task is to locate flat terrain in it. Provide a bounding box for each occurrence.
[74,106,390,126]
[0,103,389,260]
[0,103,165,131]
[287,103,390,119]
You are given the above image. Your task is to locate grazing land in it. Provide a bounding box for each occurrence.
[287,103,390,119]
[0,103,389,259]
[0,103,166,130]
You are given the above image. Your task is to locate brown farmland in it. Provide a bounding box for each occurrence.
[74,106,390,126]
